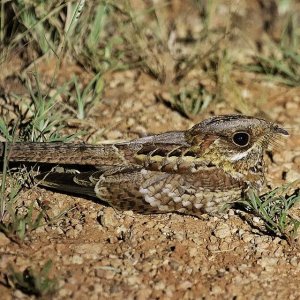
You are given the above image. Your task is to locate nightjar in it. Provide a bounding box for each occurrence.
[1,115,288,216]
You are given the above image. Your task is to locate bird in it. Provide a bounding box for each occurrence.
[0,114,288,217]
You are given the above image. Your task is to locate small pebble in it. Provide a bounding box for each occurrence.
[0,232,10,246]
[214,223,231,239]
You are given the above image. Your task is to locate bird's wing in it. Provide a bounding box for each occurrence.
[118,130,218,172]
[35,163,244,215]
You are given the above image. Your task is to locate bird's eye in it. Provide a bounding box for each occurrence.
[232,132,250,147]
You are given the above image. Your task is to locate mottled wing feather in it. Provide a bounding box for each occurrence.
[118,131,220,174]
[36,164,244,216]
[138,169,244,215]
[94,167,244,216]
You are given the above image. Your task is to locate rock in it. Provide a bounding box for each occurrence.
[211,286,223,295]
[0,232,10,246]
[189,247,198,257]
[127,275,142,285]
[286,102,299,117]
[178,281,192,290]
[105,130,123,140]
[154,281,166,290]
[136,287,152,300]
[242,233,253,243]
[96,268,117,280]
[71,255,84,264]
[207,243,219,251]
[74,243,103,259]
[214,223,231,239]
[99,208,119,228]
[293,155,300,165]
[257,257,278,269]
[285,169,300,182]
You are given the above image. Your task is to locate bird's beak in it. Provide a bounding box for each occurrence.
[274,125,289,136]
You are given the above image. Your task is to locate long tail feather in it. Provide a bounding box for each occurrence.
[35,171,97,197]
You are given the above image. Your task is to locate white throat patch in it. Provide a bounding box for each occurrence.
[229,147,253,162]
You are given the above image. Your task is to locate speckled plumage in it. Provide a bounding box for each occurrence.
[0,115,288,216]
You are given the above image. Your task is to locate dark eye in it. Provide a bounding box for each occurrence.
[232,132,250,147]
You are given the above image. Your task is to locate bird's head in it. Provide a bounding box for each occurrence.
[187,115,288,188]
